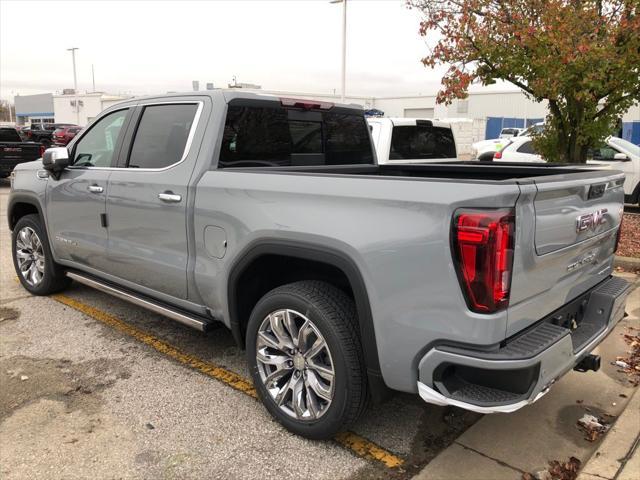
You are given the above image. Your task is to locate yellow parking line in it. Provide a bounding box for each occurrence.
[51,293,405,469]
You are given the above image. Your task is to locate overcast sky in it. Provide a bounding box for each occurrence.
[0,0,517,102]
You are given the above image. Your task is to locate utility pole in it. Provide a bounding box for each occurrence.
[92,64,96,92]
[67,47,79,124]
[330,0,347,103]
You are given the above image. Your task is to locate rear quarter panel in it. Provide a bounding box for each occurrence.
[192,171,521,392]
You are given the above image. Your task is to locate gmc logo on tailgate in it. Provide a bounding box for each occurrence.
[576,209,607,233]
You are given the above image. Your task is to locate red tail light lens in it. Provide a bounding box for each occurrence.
[452,209,515,313]
[493,151,502,159]
[39,145,45,157]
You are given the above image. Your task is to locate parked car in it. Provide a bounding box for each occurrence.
[494,136,640,206]
[471,122,545,160]
[498,127,524,139]
[0,127,44,178]
[28,123,77,147]
[367,117,457,163]
[52,125,82,146]
[8,91,631,440]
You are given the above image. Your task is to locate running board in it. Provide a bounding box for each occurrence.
[66,271,213,332]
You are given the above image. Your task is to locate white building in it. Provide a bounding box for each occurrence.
[53,92,132,125]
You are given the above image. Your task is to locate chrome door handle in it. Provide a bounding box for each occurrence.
[158,192,182,203]
[88,185,103,193]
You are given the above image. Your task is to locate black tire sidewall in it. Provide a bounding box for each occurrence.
[12,214,64,295]
[246,288,355,440]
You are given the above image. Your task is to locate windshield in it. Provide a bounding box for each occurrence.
[609,137,640,156]
[389,125,456,160]
[0,128,22,142]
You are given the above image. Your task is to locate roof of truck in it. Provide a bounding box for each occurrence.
[105,90,365,111]
[366,117,452,129]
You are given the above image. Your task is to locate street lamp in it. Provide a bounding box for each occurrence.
[67,47,79,125]
[330,0,347,103]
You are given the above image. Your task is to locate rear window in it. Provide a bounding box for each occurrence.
[389,125,456,160]
[219,104,374,168]
[0,128,22,142]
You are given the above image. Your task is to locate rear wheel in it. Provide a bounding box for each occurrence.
[12,214,70,295]
[246,280,367,439]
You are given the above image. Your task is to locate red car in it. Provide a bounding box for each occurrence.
[52,125,82,146]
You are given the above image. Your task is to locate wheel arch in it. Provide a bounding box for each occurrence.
[8,194,45,231]
[227,239,391,401]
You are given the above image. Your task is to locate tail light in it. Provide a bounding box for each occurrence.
[39,145,45,157]
[280,98,333,110]
[493,151,502,159]
[452,209,515,313]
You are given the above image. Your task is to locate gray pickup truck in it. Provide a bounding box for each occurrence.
[8,91,632,439]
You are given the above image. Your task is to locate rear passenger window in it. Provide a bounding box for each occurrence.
[389,125,456,160]
[127,104,197,169]
[516,141,537,154]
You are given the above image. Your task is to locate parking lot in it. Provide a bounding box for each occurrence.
[1,179,638,480]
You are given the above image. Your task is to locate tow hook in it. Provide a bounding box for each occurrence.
[574,354,601,373]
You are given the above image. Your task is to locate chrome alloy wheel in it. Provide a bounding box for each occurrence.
[256,309,335,420]
[15,226,45,286]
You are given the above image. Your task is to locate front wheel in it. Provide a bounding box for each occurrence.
[12,214,70,295]
[246,280,368,439]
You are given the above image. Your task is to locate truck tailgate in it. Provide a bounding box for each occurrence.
[507,170,625,337]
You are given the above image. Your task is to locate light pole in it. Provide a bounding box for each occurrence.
[330,0,347,103]
[67,47,79,125]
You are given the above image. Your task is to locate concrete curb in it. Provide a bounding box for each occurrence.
[576,388,640,480]
[614,255,640,271]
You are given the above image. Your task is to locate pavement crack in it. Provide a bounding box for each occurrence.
[1,295,33,305]
[454,441,527,474]
[612,431,640,480]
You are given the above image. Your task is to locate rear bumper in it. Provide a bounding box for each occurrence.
[417,276,631,414]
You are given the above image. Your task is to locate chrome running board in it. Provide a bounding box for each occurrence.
[66,271,212,332]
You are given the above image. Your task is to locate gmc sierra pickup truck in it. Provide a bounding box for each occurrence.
[8,91,631,439]
[0,127,44,178]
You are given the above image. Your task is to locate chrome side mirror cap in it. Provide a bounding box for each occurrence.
[42,147,70,174]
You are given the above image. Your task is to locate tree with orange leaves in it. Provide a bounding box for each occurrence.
[410,0,640,162]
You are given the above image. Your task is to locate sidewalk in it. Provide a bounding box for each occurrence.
[577,389,639,480]
[413,273,639,480]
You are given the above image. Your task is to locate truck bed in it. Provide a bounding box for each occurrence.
[222,161,617,183]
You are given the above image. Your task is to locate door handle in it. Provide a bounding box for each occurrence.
[158,192,182,203]
[88,185,104,193]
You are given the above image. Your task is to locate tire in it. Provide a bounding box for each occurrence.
[12,214,70,295]
[246,280,367,439]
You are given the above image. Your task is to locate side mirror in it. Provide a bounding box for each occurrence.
[42,147,70,178]
[613,152,630,161]
[42,147,69,173]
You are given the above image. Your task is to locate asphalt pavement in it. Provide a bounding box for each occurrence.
[1,179,638,480]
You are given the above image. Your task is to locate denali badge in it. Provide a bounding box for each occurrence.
[576,209,607,233]
[567,251,597,272]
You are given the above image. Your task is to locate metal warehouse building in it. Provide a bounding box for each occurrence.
[14,93,55,125]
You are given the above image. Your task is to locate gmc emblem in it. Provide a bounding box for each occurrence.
[576,209,608,233]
